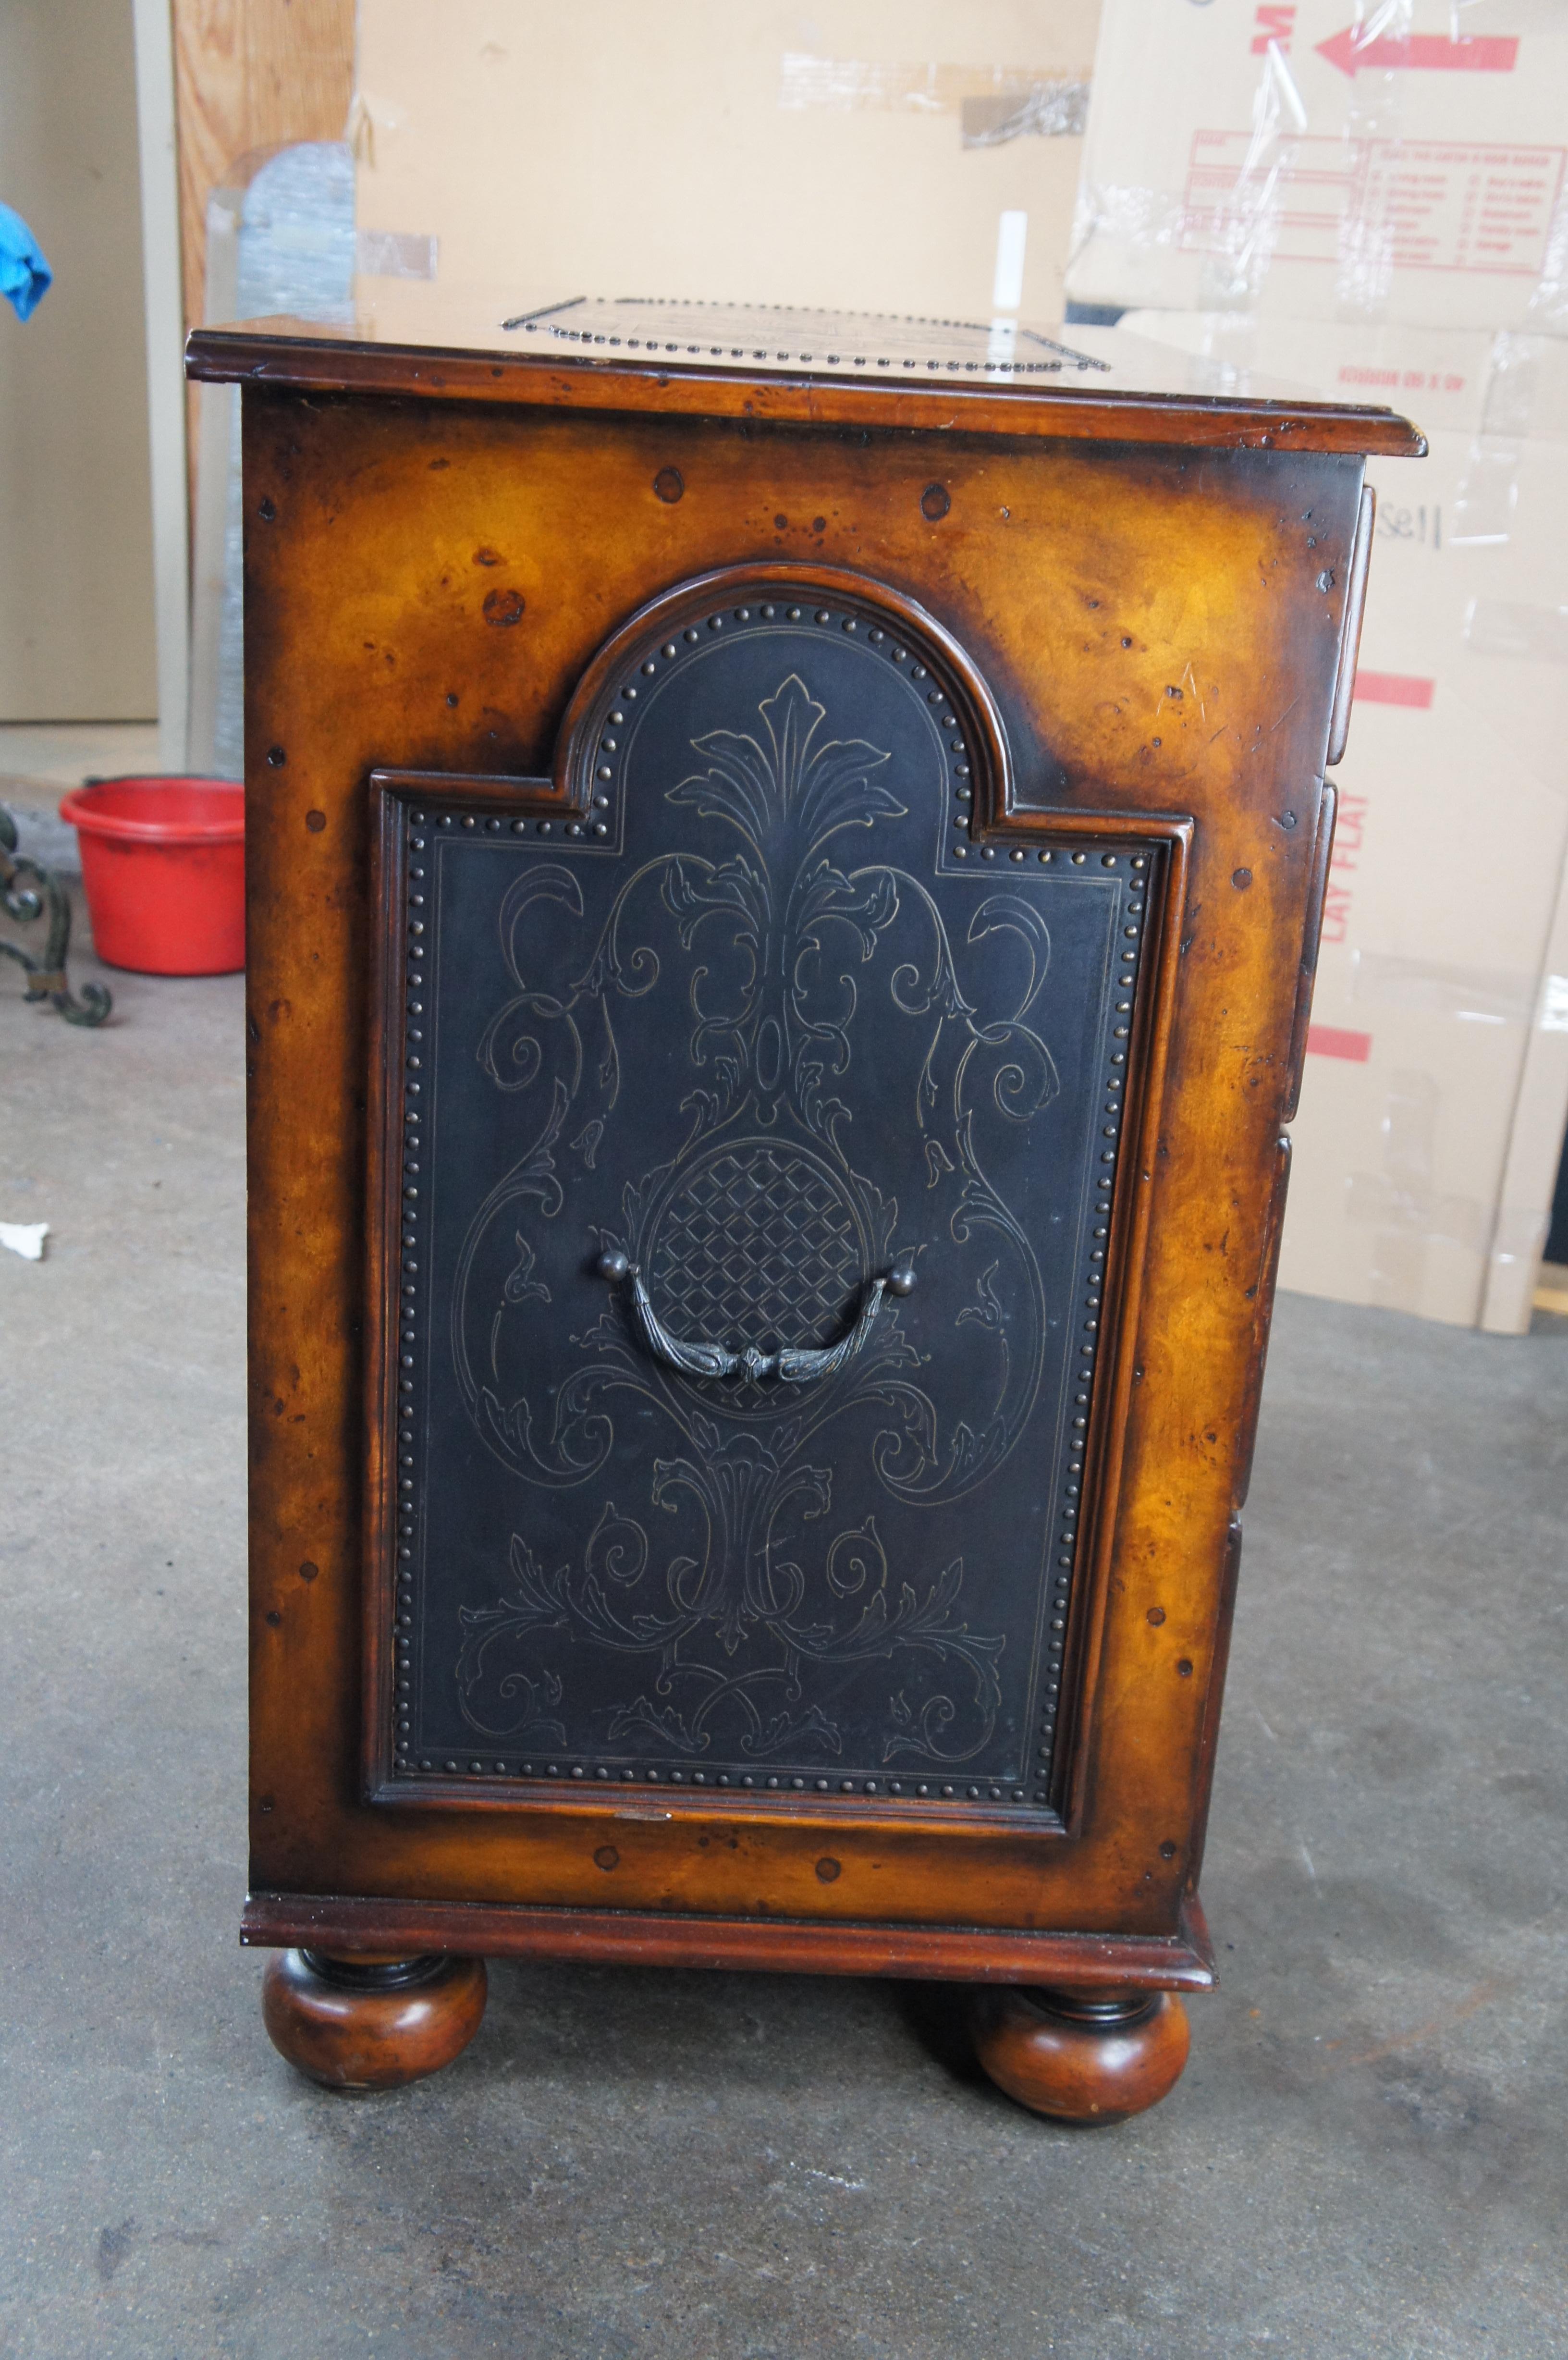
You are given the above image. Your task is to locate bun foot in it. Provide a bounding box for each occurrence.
[261,1950,487,2092]
[970,1985,1190,2125]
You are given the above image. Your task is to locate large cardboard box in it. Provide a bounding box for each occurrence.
[1067,0,1568,333]
[1122,311,1568,1328]
[349,1,1568,1330]
[194,5,1106,767]
[352,0,1102,325]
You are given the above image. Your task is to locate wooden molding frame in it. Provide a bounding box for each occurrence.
[188,320,1429,459]
[241,1888,1216,1992]
[356,565,1192,1870]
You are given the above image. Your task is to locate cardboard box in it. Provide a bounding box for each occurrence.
[1119,312,1568,1328]
[1285,408,1568,1331]
[1067,0,1568,333]
[352,0,1102,326]
[1485,851,1568,1327]
[346,2,1568,1330]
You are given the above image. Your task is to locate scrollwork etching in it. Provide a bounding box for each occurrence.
[449,669,1063,1771]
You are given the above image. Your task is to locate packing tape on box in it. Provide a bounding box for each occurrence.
[777,55,1090,143]
[1330,978,1568,1319]
[1075,190,1568,332]
[1073,183,1188,259]
[1342,1068,1489,1318]
[1452,442,1521,549]
[1479,335,1549,439]
[1189,39,1311,311]
[1487,1205,1551,1273]
[1450,333,1568,546]
[1343,1178,1488,1257]
[1464,598,1568,667]
[356,229,438,283]
[1073,31,1416,316]
[1348,951,1537,1025]
[1071,10,1568,331]
[1528,197,1568,337]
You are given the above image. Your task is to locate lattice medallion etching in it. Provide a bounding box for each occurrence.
[646,1140,868,1412]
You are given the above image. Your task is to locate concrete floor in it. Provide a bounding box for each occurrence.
[2,917,1565,2360]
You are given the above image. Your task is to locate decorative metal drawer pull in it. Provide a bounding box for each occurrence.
[596,1249,916,1385]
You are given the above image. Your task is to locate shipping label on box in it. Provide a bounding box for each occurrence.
[1069,0,1568,332]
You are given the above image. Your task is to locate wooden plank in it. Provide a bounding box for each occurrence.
[172,0,354,521]
[172,0,245,347]
[244,0,355,155]
[174,0,354,338]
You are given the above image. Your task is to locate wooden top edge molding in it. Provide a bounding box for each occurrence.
[185,319,1428,457]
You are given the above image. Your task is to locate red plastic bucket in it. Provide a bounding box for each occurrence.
[60,777,245,975]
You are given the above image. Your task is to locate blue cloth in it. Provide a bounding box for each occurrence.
[0,202,52,320]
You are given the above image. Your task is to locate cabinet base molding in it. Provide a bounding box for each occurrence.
[970,1985,1191,2124]
[261,1949,488,2092]
[243,1891,1214,1992]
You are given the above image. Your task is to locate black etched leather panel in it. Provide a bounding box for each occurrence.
[386,597,1155,1809]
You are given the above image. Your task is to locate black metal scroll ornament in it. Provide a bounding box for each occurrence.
[596,1248,916,1385]
[0,808,110,1027]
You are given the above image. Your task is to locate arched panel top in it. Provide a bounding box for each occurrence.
[547,564,1015,844]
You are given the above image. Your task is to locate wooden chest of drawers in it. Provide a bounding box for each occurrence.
[188,300,1421,2118]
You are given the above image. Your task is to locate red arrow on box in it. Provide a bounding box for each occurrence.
[1316,27,1519,77]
